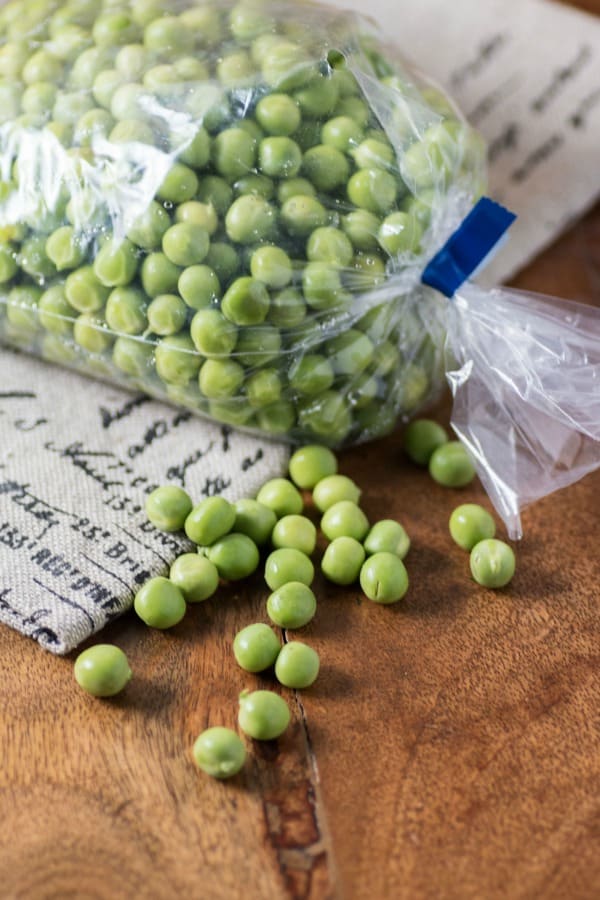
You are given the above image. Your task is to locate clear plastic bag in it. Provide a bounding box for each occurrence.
[0,0,598,538]
[0,0,484,446]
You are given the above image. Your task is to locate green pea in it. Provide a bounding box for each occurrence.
[360,552,409,604]
[22,48,63,84]
[297,391,352,445]
[134,576,186,628]
[221,277,269,326]
[327,330,374,376]
[38,285,73,335]
[18,235,56,280]
[160,223,209,268]
[65,266,110,313]
[112,335,153,377]
[94,238,138,287]
[321,500,369,542]
[302,144,349,192]
[126,201,171,250]
[272,515,316,556]
[179,5,222,42]
[277,177,316,204]
[189,308,236,358]
[155,333,200,385]
[238,689,290,740]
[301,262,344,310]
[280,194,328,238]
[145,485,192,533]
[403,419,448,466]
[169,553,219,602]
[364,520,410,559]
[249,246,292,289]
[157,163,198,204]
[73,313,112,354]
[93,11,139,46]
[313,474,360,511]
[261,40,313,91]
[264,548,314,591]
[144,294,184,336]
[470,539,515,588]
[22,81,58,117]
[352,137,395,170]
[206,532,260,581]
[229,2,271,43]
[257,478,303,518]
[289,354,334,396]
[184,496,235,546]
[321,536,365,585]
[268,287,306,329]
[225,195,277,244]
[257,400,296,436]
[235,326,281,367]
[196,176,233,217]
[256,93,301,136]
[0,244,18,283]
[211,127,255,180]
[378,212,422,255]
[233,498,277,546]
[342,209,381,252]
[449,504,496,551]
[275,641,319,688]
[199,358,245,399]
[115,43,148,80]
[288,445,337,489]
[205,242,239,284]
[6,286,43,335]
[267,580,316,629]
[246,368,282,408]
[306,227,353,267]
[175,202,218,235]
[429,441,476,488]
[74,644,132,697]
[294,74,339,118]
[258,136,302,179]
[143,14,193,54]
[141,252,181,297]
[217,49,255,87]
[192,727,246,779]
[233,623,281,673]
[321,115,363,153]
[232,174,275,201]
[347,168,398,215]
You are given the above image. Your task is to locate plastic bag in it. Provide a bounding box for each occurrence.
[0,0,598,538]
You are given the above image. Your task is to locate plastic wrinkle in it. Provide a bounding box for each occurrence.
[447,284,600,538]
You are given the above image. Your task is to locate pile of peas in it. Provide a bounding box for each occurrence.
[74,429,516,779]
[0,0,484,446]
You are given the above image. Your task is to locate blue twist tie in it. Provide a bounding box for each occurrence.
[421,197,516,298]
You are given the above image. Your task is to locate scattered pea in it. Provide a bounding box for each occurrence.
[238,689,290,740]
[359,552,409,604]
[321,536,365,585]
[429,441,476,488]
[169,553,219,602]
[403,419,449,466]
[145,485,192,533]
[184,497,235,546]
[265,548,314,590]
[312,475,361,512]
[449,504,496,551]
[272,515,317,556]
[275,641,320,688]
[233,623,281,672]
[205,533,260,581]
[192,727,246,779]
[364,520,410,559]
[267,581,317,628]
[470,539,515,588]
[74,644,132,697]
[134,577,186,628]
[256,478,303,518]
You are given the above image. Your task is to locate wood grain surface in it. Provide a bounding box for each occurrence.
[1,3,600,898]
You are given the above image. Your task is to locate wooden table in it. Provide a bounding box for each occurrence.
[2,5,599,898]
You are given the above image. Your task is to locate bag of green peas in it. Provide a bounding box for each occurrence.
[0,0,599,540]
